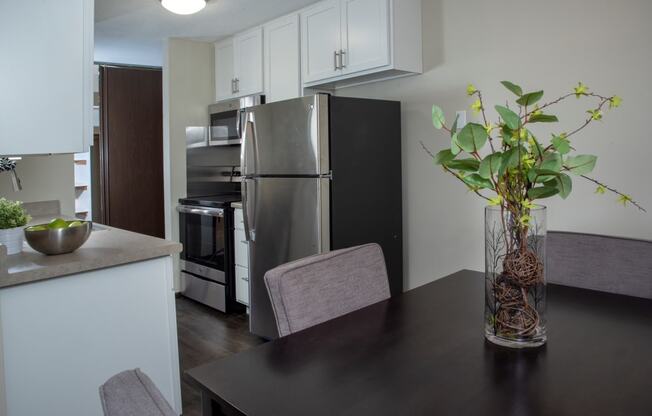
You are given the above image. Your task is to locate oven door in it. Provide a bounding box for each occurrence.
[177,205,226,284]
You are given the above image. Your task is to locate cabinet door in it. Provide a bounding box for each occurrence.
[235,265,250,306]
[234,229,249,268]
[233,27,263,97]
[0,0,93,155]
[301,0,342,83]
[214,39,235,102]
[264,14,301,103]
[340,0,390,74]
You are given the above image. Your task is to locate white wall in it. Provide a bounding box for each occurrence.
[338,0,652,290]
[163,38,215,288]
[95,38,163,67]
[0,155,75,216]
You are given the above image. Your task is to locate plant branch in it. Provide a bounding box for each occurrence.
[580,175,646,212]
[523,92,574,118]
[565,96,612,139]
[477,90,496,153]
[419,141,491,201]
[420,140,436,159]
[442,165,491,201]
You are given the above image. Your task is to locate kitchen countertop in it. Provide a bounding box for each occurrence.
[0,218,182,289]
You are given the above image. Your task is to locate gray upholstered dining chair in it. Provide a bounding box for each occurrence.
[547,231,652,299]
[99,369,176,416]
[264,243,391,337]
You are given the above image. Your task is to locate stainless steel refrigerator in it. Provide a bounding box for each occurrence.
[241,94,403,339]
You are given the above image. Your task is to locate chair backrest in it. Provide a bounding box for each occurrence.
[264,243,391,337]
[547,231,652,299]
[99,369,177,416]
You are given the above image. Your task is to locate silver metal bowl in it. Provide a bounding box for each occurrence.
[24,222,92,255]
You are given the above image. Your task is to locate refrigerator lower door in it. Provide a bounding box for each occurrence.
[244,177,330,339]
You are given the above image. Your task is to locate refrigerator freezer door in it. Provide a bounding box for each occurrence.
[244,177,330,339]
[241,95,330,176]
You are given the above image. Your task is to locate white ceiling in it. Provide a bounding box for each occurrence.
[94,0,319,66]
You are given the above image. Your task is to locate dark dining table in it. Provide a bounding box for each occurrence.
[187,270,652,416]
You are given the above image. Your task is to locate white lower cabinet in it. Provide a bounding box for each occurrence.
[0,257,181,415]
[234,229,249,267]
[235,265,250,306]
[233,207,250,307]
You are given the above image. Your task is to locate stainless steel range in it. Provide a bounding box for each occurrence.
[177,194,242,313]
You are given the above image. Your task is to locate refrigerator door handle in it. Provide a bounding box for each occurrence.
[242,179,256,242]
[240,111,257,176]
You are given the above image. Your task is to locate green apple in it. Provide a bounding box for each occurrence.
[48,218,69,229]
[26,225,48,232]
[68,221,84,228]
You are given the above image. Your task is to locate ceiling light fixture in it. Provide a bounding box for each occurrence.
[159,0,207,15]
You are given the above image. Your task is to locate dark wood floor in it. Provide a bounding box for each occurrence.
[176,297,265,416]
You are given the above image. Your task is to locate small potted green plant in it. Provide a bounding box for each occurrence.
[0,198,31,255]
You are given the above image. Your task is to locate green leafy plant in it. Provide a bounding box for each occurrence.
[423,82,644,343]
[0,198,31,230]
[423,81,645,217]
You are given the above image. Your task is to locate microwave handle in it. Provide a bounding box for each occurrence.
[236,108,244,138]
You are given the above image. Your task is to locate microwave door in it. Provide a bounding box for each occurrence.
[209,109,241,146]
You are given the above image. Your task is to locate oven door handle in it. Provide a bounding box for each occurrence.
[176,205,224,217]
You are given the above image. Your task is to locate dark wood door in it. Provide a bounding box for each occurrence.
[99,66,164,238]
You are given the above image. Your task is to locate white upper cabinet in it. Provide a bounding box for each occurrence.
[264,14,301,103]
[340,0,390,74]
[300,0,422,88]
[214,28,264,102]
[215,39,236,102]
[0,0,93,155]
[233,27,264,97]
[301,0,342,84]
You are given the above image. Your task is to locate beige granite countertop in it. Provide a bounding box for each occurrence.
[0,218,182,289]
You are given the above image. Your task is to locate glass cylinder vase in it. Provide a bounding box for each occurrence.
[484,205,547,348]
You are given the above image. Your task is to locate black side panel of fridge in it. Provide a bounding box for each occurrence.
[328,95,404,296]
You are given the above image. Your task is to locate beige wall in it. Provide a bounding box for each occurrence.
[163,38,215,288]
[338,0,652,290]
[0,155,75,216]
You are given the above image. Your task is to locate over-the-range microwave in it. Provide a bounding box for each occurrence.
[186,95,265,148]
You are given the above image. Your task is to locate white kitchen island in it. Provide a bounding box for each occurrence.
[0,224,182,416]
